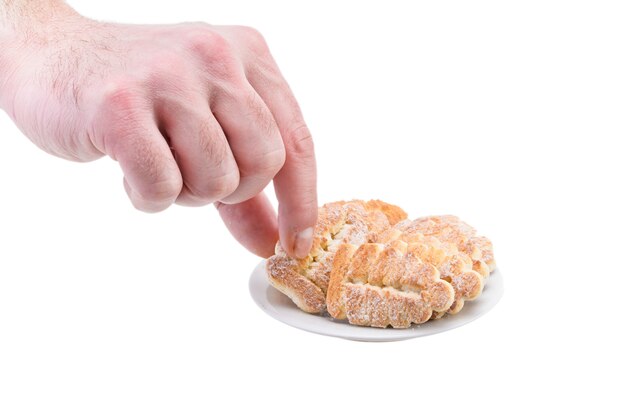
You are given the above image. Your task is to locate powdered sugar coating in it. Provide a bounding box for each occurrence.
[327,240,455,328]
[390,215,496,316]
[266,201,496,325]
[266,200,408,314]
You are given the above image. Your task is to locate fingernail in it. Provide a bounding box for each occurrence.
[294,227,314,259]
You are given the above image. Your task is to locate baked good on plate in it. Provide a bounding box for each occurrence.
[265,200,496,328]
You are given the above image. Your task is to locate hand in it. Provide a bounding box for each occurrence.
[0,8,317,258]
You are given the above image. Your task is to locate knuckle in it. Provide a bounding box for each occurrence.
[184,25,233,62]
[244,147,286,178]
[187,170,240,202]
[100,79,138,112]
[208,171,240,200]
[130,196,169,213]
[92,79,145,154]
[139,178,182,203]
[264,147,287,174]
[236,25,269,55]
[95,120,139,161]
[180,26,246,84]
[285,125,315,160]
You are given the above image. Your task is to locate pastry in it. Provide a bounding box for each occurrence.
[377,215,493,318]
[265,200,496,328]
[265,200,407,313]
[326,240,455,328]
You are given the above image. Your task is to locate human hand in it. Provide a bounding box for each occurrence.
[0,4,316,258]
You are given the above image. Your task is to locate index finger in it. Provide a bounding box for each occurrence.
[274,122,318,258]
[246,63,318,259]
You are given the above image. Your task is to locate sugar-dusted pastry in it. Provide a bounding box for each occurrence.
[265,200,497,328]
[326,240,455,328]
[385,215,496,317]
[396,215,496,275]
[265,200,408,313]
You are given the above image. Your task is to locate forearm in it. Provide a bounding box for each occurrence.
[1,1,75,30]
[0,1,82,103]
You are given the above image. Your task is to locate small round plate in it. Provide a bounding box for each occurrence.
[249,260,504,342]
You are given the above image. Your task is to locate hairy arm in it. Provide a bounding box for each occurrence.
[0,1,317,258]
[1,1,79,38]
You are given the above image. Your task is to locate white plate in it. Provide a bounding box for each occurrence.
[249,260,504,342]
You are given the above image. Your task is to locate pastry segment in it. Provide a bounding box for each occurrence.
[266,200,408,313]
[386,215,494,316]
[327,240,455,328]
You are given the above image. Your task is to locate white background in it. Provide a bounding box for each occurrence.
[1,0,624,415]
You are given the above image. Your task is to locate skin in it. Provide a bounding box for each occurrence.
[0,1,317,258]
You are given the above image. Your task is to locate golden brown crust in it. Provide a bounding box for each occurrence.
[266,255,326,313]
[266,200,408,314]
[363,199,408,226]
[326,243,358,319]
[472,236,496,272]
[326,240,455,328]
[266,200,496,326]
[342,284,433,328]
[391,215,495,317]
